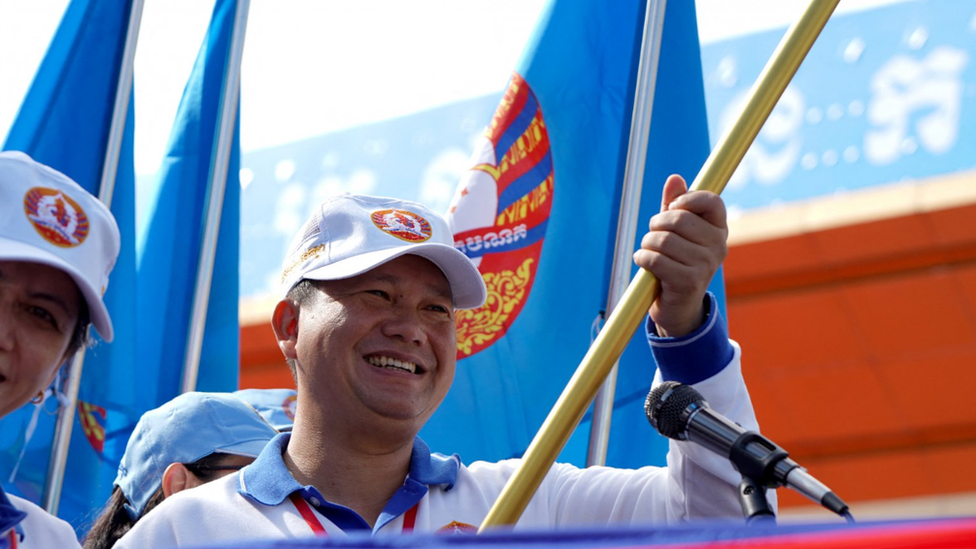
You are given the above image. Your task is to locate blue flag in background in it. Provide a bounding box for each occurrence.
[1,0,242,534]
[0,0,138,531]
[423,0,722,468]
[135,0,240,409]
[606,0,725,469]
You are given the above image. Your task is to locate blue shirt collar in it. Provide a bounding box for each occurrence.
[239,432,460,532]
[238,433,301,505]
[0,485,27,540]
[409,435,461,488]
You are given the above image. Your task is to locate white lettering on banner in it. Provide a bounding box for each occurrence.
[865,46,968,165]
[498,228,514,244]
[722,86,806,191]
[465,235,483,253]
[483,232,499,248]
[454,223,528,254]
[514,224,527,240]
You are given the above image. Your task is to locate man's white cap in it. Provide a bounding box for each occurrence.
[280,193,487,309]
[0,151,120,341]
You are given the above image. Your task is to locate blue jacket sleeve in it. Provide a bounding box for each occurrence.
[645,292,734,384]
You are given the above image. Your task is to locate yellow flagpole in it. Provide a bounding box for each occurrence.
[478,0,840,532]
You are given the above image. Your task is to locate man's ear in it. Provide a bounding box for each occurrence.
[272,299,299,361]
[161,463,193,498]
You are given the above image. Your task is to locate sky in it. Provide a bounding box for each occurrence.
[0,0,912,177]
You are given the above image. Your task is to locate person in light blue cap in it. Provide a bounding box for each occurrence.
[82,392,279,549]
[233,388,297,432]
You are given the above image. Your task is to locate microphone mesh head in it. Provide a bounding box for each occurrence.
[645,381,706,440]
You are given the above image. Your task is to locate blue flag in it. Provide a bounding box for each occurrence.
[0,0,139,531]
[605,1,725,469]
[135,0,241,410]
[422,0,721,469]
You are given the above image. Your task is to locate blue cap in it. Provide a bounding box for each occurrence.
[234,388,297,431]
[115,392,279,518]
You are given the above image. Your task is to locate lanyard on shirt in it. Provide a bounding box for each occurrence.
[289,493,418,535]
[1,528,17,549]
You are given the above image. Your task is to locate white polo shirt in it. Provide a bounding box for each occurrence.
[8,493,81,548]
[117,298,769,547]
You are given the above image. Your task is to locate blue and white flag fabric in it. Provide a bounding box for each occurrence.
[2,0,243,533]
[0,0,139,531]
[423,0,721,469]
[134,0,241,409]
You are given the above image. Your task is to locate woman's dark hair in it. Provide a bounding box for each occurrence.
[66,301,91,357]
[181,456,248,483]
[82,485,164,549]
[82,452,237,549]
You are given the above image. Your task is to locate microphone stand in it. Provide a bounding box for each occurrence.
[738,476,776,526]
[729,432,788,526]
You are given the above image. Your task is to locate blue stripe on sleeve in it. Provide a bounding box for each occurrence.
[646,293,734,385]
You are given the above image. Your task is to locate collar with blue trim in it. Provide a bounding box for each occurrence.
[238,432,461,505]
[0,485,26,541]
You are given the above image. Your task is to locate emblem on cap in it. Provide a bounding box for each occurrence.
[23,187,90,248]
[371,209,432,243]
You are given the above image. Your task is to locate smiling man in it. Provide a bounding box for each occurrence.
[0,151,120,549]
[118,184,767,546]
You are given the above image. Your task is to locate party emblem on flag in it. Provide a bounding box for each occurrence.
[372,209,433,242]
[448,72,553,359]
[78,401,107,455]
[23,187,90,247]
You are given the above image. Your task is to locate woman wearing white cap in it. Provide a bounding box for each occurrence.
[0,151,121,549]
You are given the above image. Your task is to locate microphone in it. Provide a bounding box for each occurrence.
[645,381,851,519]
